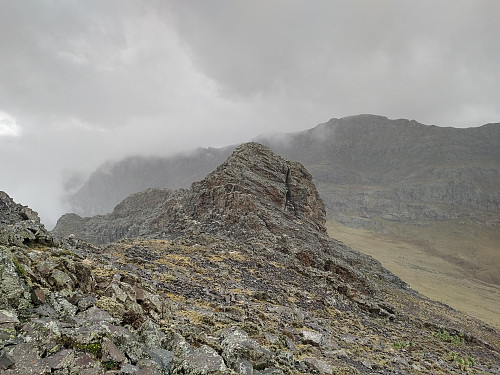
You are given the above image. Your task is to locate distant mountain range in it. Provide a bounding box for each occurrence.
[66,114,500,229]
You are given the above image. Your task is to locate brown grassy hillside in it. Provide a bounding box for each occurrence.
[327,218,500,329]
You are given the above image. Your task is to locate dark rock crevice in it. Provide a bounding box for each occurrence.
[283,165,295,213]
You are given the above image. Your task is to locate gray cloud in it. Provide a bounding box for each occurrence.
[170,0,500,126]
[0,0,499,227]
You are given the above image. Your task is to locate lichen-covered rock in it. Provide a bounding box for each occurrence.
[76,306,114,323]
[43,349,75,370]
[0,323,19,351]
[101,337,126,364]
[303,357,333,374]
[0,310,19,324]
[3,342,51,374]
[299,328,325,347]
[0,249,27,309]
[174,344,228,375]
[146,348,174,372]
[71,353,104,374]
[96,296,125,320]
[49,269,74,290]
[0,191,53,247]
[220,327,273,372]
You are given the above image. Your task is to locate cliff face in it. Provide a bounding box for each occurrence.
[66,115,500,226]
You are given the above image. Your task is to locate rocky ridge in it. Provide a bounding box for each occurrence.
[54,143,326,245]
[0,191,53,248]
[1,143,500,374]
[53,144,404,305]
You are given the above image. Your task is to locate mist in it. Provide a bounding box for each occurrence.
[1,0,499,228]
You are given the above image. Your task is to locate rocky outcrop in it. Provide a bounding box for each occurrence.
[54,144,402,305]
[54,143,327,245]
[0,191,53,247]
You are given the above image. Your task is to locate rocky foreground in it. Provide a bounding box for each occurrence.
[2,144,500,374]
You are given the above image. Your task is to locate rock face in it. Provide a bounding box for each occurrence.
[2,146,500,374]
[66,115,500,227]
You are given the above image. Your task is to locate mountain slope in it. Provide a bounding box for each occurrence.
[260,115,499,223]
[54,143,400,306]
[59,115,500,327]
[4,143,500,374]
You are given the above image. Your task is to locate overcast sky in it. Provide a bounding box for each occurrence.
[1,0,499,227]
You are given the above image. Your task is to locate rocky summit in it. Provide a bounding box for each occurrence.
[2,143,500,374]
[53,143,327,245]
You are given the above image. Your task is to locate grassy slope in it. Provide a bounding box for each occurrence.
[326,218,500,329]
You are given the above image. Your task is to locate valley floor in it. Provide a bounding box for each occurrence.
[326,219,500,330]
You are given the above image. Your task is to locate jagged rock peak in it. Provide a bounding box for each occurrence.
[192,142,326,233]
[53,143,326,245]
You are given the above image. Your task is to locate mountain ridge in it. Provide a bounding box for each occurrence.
[54,143,326,245]
[65,115,500,224]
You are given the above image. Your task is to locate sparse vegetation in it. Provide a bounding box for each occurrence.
[58,335,103,358]
[101,361,119,370]
[434,330,464,346]
[447,351,475,370]
[11,255,26,277]
[392,341,414,350]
